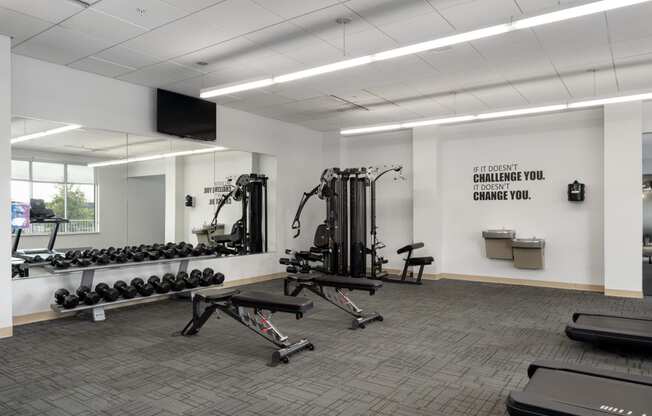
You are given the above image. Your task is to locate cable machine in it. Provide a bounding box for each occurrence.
[210,173,268,255]
[287,165,403,278]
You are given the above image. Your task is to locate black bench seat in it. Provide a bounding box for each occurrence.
[231,291,313,314]
[313,275,383,292]
[407,256,434,266]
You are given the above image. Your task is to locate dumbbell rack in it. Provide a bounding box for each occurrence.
[48,254,217,322]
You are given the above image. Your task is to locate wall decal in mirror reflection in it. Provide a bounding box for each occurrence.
[9,116,277,280]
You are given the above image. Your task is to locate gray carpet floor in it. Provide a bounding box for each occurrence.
[1,278,652,416]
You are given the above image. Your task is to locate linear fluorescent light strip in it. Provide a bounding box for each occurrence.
[88,146,228,167]
[340,92,652,135]
[11,124,82,144]
[200,0,651,98]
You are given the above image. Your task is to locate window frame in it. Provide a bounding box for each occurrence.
[11,159,99,235]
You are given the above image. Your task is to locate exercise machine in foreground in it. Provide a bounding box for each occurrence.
[383,242,434,285]
[282,256,383,329]
[291,165,403,278]
[565,312,652,349]
[181,289,314,365]
[507,360,652,416]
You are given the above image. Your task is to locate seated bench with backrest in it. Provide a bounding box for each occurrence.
[181,289,314,365]
[384,242,434,285]
[284,272,384,329]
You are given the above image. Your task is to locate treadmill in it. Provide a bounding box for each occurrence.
[507,360,652,416]
[566,312,652,349]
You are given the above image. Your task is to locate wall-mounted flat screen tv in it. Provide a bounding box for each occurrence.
[157,89,216,141]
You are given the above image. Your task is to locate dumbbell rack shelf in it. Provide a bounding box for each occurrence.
[46,254,218,322]
[50,285,221,321]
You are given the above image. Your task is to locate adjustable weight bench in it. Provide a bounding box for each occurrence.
[384,242,433,285]
[181,290,314,365]
[284,273,384,329]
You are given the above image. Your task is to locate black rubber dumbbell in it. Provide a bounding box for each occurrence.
[130,278,154,296]
[177,271,199,289]
[131,251,145,262]
[161,248,176,259]
[95,283,120,302]
[76,285,101,305]
[92,253,110,265]
[147,276,171,294]
[114,280,138,299]
[54,288,80,309]
[162,273,185,291]
[213,272,225,285]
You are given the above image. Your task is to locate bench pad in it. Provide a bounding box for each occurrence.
[397,242,425,254]
[231,291,313,314]
[313,275,383,291]
[407,256,434,266]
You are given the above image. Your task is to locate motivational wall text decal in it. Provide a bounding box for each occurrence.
[472,163,546,201]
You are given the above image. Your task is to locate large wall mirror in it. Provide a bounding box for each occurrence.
[10,116,276,279]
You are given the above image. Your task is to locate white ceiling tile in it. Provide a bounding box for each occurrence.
[437,0,522,30]
[346,0,437,28]
[470,84,528,108]
[472,30,544,66]
[61,9,147,44]
[512,0,592,15]
[163,75,241,103]
[69,56,135,78]
[513,77,570,103]
[94,0,188,29]
[391,97,451,117]
[270,84,325,101]
[124,0,283,60]
[291,4,373,40]
[561,68,618,99]
[117,61,202,87]
[534,14,611,71]
[0,6,51,46]
[433,91,488,113]
[324,28,397,56]
[0,0,83,23]
[612,35,652,60]
[615,58,652,92]
[95,45,160,69]
[12,25,113,65]
[379,12,453,44]
[159,0,227,13]
[606,1,652,43]
[253,0,344,19]
[225,92,296,111]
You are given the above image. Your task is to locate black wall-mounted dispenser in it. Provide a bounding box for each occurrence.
[567,180,585,202]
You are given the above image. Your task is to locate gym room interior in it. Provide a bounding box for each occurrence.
[1,0,652,415]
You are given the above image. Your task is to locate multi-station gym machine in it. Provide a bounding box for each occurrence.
[284,165,403,279]
[206,173,268,255]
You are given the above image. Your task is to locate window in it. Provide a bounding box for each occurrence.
[11,160,98,234]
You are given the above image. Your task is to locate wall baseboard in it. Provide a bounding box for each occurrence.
[439,273,605,293]
[12,272,286,328]
[0,326,13,338]
[604,289,644,299]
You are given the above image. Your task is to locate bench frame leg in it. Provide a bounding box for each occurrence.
[181,295,313,365]
[285,279,383,329]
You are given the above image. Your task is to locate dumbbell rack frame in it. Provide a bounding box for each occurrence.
[48,254,217,322]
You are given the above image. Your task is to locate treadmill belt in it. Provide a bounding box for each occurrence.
[508,361,652,416]
[575,314,652,335]
[566,313,652,348]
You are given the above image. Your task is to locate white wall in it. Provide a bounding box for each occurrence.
[127,175,165,246]
[1,36,12,335]
[340,130,413,270]
[437,110,604,286]
[10,55,324,318]
[604,102,643,294]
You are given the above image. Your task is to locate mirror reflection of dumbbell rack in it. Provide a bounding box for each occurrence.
[49,254,219,322]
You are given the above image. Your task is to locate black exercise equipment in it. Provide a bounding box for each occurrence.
[506,360,652,416]
[76,286,101,305]
[130,278,154,297]
[113,280,138,299]
[289,166,403,278]
[148,276,171,294]
[12,199,69,260]
[54,288,79,309]
[181,290,314,365]
[95,283,120,302]
[383,242,434,285]
[92,253,110,265]
[176,270,199,288]
[566,312,652,350]
[284,272,384,329]
[163,273,186,291]
[210,173,268,255]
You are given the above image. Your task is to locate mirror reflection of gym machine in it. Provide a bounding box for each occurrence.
[195,174,268,255]
[284,166,403,278]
